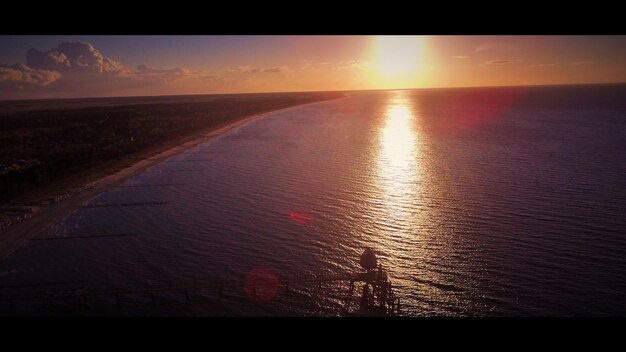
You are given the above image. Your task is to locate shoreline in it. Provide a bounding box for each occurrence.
[0,95,346,260]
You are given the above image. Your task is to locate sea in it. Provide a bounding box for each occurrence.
[1,84,626,316]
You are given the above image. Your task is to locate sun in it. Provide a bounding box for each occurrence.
[375,36,422,77]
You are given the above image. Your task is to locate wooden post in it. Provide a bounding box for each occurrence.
[344,280,355,312]
[286,283,289,293]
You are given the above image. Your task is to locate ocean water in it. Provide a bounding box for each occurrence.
[1,84,626,316]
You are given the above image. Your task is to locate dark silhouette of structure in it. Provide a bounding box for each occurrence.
[360,247,378,271]
[0,248,401,316]
[346,248,400,316]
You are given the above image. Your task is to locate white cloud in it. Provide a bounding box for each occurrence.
[136,64,192,76]
[530,61,593,68]
[0,41,234,99]
[0,64,62,86]
[27,41,130,75]
[0,41,319,99]
[473,45,487,53]
[485,59,521,65]
[229,66,289,74]
[261,66,288,73]
[569,61,593,66]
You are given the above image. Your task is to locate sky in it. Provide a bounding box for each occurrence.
[1,35,625,100]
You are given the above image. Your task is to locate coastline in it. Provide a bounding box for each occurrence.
[0,94,347,260]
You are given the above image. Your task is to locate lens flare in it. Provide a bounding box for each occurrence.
[288,211,313,225]
[244,268,280,302]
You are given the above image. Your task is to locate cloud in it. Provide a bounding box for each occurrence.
[132,65,195,84]
[27,41,130,76]
[261,66,287,73]
[136,64,192,76]
[530,61,593,68]
[530,63,563,67]
[569,61,593,66]
[1,41,306,99]
[230,66,253,73]
[348,60,371,69]
[296,59,372,73]
[330,60,372,71]
[198,74,225,83]
[473,45,487,53]
[452,56,470,59]
[0,64,62,87]
[0,41,235,99]
[485,59,521,65]
[231,66,288,74]
[302,60,330,65]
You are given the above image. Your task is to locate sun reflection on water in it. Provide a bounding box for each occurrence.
[366,90,444,314]
[377,91,421,218]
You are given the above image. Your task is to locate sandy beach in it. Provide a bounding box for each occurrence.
[0,95,345,260]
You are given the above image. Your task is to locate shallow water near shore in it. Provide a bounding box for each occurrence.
[1,85,626,316]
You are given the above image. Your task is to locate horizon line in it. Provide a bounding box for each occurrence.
[2,81,625,103]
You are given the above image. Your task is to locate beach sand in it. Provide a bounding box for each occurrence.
[0,95,345,259]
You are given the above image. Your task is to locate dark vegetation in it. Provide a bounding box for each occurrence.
[0,92,343,204]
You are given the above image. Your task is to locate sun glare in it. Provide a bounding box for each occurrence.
[375,36,422,77]
[375,91,422,224]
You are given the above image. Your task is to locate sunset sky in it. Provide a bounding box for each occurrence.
[1,35,625,100]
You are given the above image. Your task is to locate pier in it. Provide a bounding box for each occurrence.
[83,201,169,208]
[118,183,188,188]
[164,160,213,163]
[31,233,137,241]
[146,169,209,173]
[0,252,401,316]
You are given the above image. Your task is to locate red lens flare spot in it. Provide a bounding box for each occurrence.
[244,268,280,302]
[288,211,313,225]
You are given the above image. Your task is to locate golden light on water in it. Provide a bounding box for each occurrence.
[378,92,420,205]
[371,91,443,309]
